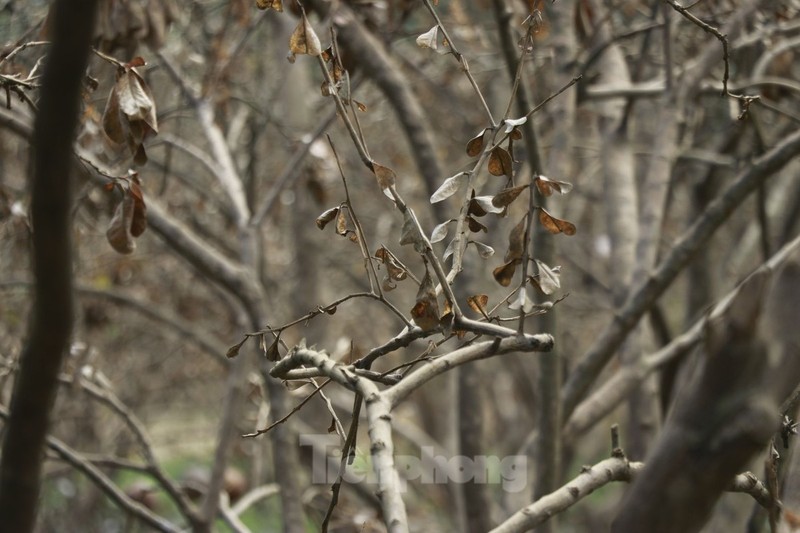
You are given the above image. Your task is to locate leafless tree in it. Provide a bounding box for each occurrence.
[1,1,799,532]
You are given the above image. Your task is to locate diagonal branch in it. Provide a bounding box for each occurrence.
[561,126,800,420]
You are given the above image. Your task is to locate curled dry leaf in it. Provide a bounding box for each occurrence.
[106,191,137,254]
[371,161,396,190]
[508,287,535,313]
[535,175,573,196]
[107,182,147,253]
[399,208,426,253]
[493,259,519,287]
[492,184,528,208]
[466,128,488,157]
[538,208,577,235]
[129,175,147,237]
[315,206,340,230]
[336,208,348,236]
[265,335,282,362]
[226,337,247,359]
[503,117,527,132]
[467,294,489,318]
[256,0,283,11]
[411,267,441,332]
[430,220,451,244]
[102,63,158,164]
[416,26,439,51]
[430,172,468,203]
[530,260,561,295]
[469,194,504,217]
[443,238,456,263]
[375,247,407,281]
[467,216,487,233]
[505,215,527,262]
[471,240,495,259]
[488,146,513,178]
[288,11,322,61]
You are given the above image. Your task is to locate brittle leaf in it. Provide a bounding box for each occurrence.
[416,26,438,50]
[530,260,561,295]
[431,172,468,203]
[315,206,340,230]
[505,215,527,262]
[431,220,450,244]
[492,184,528,208]
[471,240,495,259]
[535,175,573,197]
[488,146,513,178]
[106,192,136,254]
[371,161,396,190]
[466,128,488,157]
[289,11,322,58]
[493,259,519,287]
[538,208,577,235]
[410,267,441,331]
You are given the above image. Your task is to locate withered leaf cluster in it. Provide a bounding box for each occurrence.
[316,205,358,243]
[375,247,408,291]
[101,57,158,165]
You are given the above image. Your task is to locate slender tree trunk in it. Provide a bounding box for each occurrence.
[0,0,98,530]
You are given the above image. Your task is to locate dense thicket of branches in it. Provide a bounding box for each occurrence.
[0,1,799,532]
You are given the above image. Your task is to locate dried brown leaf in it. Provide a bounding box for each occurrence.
[411,267,441,332]
[226,337,247,359]
[505,215,527,262]
[315,206,340,230]
[467,294,489,316]
[467,216,487,233]
[492,184,528,208]
[265,336,281,361]
[488,146,513,177]
[466,129,488,157]
[336,208,348,236]
[493,260,519,287]
[106,192,136,254]
[538,208,577,235]
[371,161,396,190]
[469,194,504,217]
[375,246,407,281]
[289,12,322,59]
[535,175,573,197]
[129,180,147,237]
